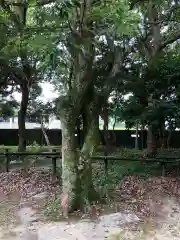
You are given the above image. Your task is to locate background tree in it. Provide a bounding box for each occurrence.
[0,0,45,151]
[133,0,180,155]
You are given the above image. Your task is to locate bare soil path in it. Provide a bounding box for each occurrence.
[1,169,180,239]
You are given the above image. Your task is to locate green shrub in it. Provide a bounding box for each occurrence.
[93,159,161,197]
[27,141,41,152]
[0,145,17,152]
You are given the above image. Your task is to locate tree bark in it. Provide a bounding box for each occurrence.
[79,102,100,204]
[135,122,139,149]
[18,85,29,152]
[76,117,81,148]
[144,2,160,156]
[141,124,144,149]
[61,101,100,213]
[101,103,109,172]
[167,130,172,149]
[160,122,166,148]
[147,125,157,157]
[101,103,109,151]
[41,117,51,146]
[146,94,157,156]
[162,123,166,148]
[112,115,117,131]
[61,115,81,212]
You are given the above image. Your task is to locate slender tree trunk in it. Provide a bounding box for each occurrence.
[135,122,139,149]
[147,95,157,156]
[102,103,109,152]
[113,115,117,131]
[101,103,109,173]
[161,123,166,148]
[146,2,160,156]
[141,125,144,149]
[167,130,172,149]
[41,117,51,146]
[147,125,157,157]
[18,85,29,152]
[146,103,157,155]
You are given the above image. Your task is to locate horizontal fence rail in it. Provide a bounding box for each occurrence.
[1,150,180,176]
[1,152,60,156]
[1,151,180,161]
[91,156,180,162]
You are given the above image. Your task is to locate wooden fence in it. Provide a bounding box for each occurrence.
[1,150,180,177]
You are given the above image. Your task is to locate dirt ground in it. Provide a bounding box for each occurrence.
[1,169,180,239]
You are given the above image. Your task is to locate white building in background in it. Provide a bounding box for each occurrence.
[6,85,128,130]
[0,116,126,130]
[48,116,62,129]
[0,116,61,129]
[0,117,41,129]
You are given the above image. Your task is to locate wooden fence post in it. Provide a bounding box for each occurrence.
[5,149,10,172]
[52,149,57,177]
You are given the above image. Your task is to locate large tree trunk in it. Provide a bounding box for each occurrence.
[79,103,100,203]
[18,85,29,152]
[61,115,81,212]
[61,101,100,213]
[145,2,160,156]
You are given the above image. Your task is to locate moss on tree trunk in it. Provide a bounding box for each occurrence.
[61,118,82,212]
[79,103,100,204]
[61,101,100,213]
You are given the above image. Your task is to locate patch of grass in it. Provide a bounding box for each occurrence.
[0,145,18,152]
[93,160,161,196]
[93,147,180,196]
[117,148,146,157]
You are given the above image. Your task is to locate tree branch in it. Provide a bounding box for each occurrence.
[0,0,22,27]
[159,32,180,52]
[129,0,145,10]
[159,4,180,24]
